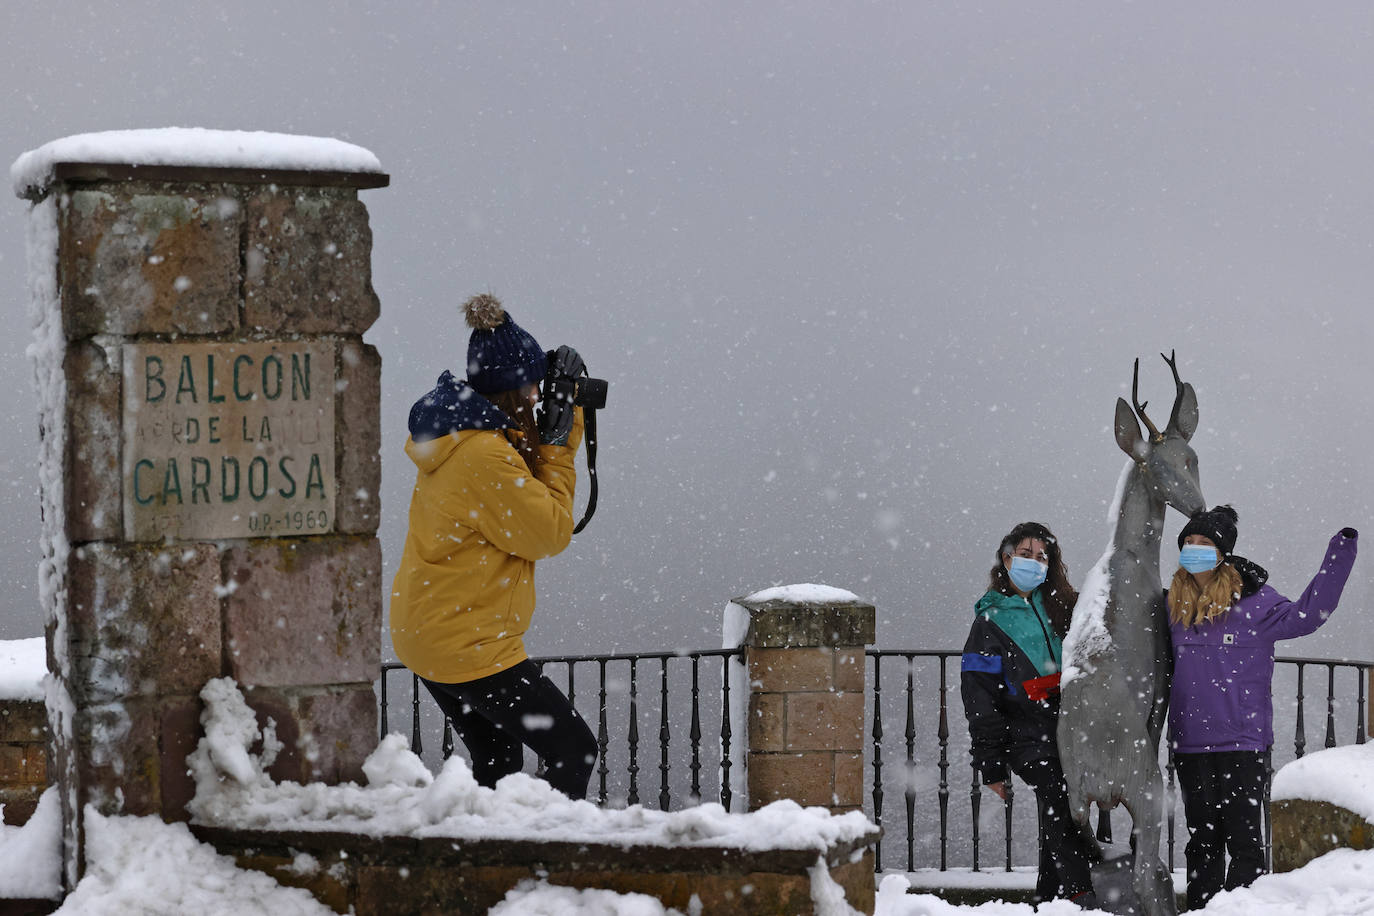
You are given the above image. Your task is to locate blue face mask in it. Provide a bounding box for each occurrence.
[1179,544,1220,574]
[1007,556,1049,593]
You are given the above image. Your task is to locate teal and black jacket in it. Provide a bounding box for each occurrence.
[960,587,1065,785]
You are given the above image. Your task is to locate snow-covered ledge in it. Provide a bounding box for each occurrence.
[1269,743,1374,872]
[0,638,48,827]
[187,679,881,915]
[0,639,46,704]
[12,127,386,200]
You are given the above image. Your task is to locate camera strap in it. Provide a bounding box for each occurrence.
[572,407,598,534]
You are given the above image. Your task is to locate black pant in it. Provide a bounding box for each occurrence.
[1174,750,1269,910]
[422,660,598,800]
[1011,756,1096,902]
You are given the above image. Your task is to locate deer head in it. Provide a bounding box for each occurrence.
[1114,351,1205,518]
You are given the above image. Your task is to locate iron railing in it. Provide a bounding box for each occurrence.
[380,648,744,811]
[378,650,1372,875]
[865,651,1371,875]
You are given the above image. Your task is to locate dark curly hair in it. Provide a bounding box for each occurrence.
[988,521,1078,637]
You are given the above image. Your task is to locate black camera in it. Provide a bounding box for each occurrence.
[557,374,607,410]
[538,345,607,535]
[542,347,608,410]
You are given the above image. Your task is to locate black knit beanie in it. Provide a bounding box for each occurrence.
[1177,505,1239,557]
[463,294,547,395]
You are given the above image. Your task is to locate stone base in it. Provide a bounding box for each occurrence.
[1271,798,1374,873]
[0,699,48,827]
[0,786,44,827]
[0,900,58,916]
[192,824,879,915]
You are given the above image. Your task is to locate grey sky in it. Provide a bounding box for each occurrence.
[2,2,1370,664]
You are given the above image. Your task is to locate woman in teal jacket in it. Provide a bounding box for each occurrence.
[962,521,1097,907]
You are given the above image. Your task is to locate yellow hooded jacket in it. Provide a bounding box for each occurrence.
[390,411,582,684]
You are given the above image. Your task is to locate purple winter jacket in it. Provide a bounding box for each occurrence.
[1169,529,1358,754]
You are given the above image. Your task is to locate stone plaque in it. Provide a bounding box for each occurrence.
[122,341,336,541]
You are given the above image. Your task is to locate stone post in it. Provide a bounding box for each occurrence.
[16,139,387,886]
[732,592,876,814]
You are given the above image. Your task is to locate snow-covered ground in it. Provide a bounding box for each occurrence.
[3,657,1372,914]
[0,787,60,900]
[6,799,1373,915]
[878,848,1374,916]
[2,676,882,912]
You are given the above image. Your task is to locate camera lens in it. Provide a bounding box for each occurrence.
[575,377,608,410]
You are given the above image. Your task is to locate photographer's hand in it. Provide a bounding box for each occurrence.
[538,396,574,446]
[548,345,585,380]
[535,346,579,444]
[537,347,584,446]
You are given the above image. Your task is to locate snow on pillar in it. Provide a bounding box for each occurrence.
[725,586,875,815]
[11,129,388,887]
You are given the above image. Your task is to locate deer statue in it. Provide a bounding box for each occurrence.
[1059,352,1205,916]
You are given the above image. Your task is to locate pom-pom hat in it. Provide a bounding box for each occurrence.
[1178,505,1239,557]
[463,294,547,395]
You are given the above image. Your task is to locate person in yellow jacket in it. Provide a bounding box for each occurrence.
[390,294,597,798]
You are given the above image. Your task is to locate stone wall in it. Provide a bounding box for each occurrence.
[22,161,387,886]
[192,824,879,915]
[0,699,47,826]
[1271,798,1374,873]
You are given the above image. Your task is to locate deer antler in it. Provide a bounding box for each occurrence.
[1161,350,1187,434]
[1131,357,1164,442]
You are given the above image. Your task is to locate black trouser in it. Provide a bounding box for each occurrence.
[1174,750,1270,911]
[1010,755,1096,902]
[422,660,598,800]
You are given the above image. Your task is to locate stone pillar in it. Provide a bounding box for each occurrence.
[17,145,387,886]
[733,593,876,814]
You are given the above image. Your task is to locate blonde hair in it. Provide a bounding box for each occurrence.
[1167,563,1244,627]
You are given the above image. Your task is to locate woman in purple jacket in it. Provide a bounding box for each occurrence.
[1168,505,1358,910]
